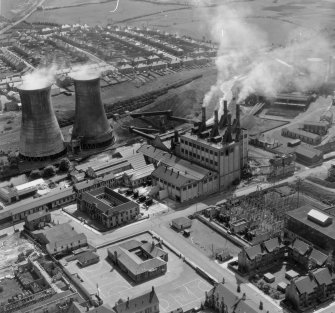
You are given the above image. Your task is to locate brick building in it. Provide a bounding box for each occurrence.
[24,210,51,231]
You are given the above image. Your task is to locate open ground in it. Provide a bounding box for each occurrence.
[63,232,212,312]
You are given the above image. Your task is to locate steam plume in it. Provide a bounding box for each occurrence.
[70,64,101,80]
[20,64,57,90]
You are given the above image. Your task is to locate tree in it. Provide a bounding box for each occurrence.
[43,165,56,178]
[59,158,71,172]
[30,169,42,180]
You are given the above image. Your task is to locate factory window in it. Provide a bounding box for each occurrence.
[181,139,184,143]
[214,152,218,156]
[221,151,224,156]
[185,141,188,146]
[244,134,248,138]
[205,158,209,163]
[201,147,204,151]
[214,162,218,166]
[193,183,197,187]
[193,153,197,157]
[183,187,187,191]
[226,150,229,156]
[181,148,184,153]
[204,179,207,183]
[197,145,200,150]
[210,150,213,155]
[230,147,234,153]
[210,160,213,164]
[201,157,204,161]
[197,155,200,159]
[188,185,192,189]
[205,148,209,153]
[176,187,180,191]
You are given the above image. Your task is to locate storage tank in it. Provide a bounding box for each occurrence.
[71,74,114,149]
[18,84,66,160]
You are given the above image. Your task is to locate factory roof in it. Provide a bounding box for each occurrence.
[15,178,45,191]
[286,205,335,241]
[294,145,323,159]
[309,248,328,267]
[123,164,155,181]
[77,251,99,265]
[308,209,332,226]
[74,173,115,191]
[0,187,74,219]
[182,132,238,149]
[283,127,321,140]
[303,120,329,127]
[275,92,309,101]
[25,209,50,222]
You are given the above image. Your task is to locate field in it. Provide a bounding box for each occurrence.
[182,219,241,258]
[64,233,212,312]
[0,278,23,302]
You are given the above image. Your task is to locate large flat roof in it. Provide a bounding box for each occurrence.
[286,205,335,241]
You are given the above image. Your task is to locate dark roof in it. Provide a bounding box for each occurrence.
[295,145,323,158]
[26,209,50,222]
[263,237,282,253]
[119,239,142,251]
[172,217,192,226]
[77,251,99,264]
[309,249,328,266]
[286,205,335,242]
[244,244,265,260]
[67,302,116,313]
[141,242,167,259]
[313,267,333,286]
[207,283,259,313]
[294,275,318,294]
[113,288,159,313]
[291,238,310,256]
[283,127,321,140]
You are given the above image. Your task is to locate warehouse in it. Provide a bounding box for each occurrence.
[294,145,323,166]
[281,127,322,145]
[171,217,192,230]
[303,121,329,136]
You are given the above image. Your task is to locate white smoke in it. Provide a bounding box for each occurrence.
[20,64,58,90]
[201,4,333,111]
[70,64,101,80]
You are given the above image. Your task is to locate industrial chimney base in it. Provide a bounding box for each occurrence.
[19,148,67,162]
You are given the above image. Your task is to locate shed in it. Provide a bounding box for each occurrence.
[77,251,100,267]
[171,217,192,230]
[285,269,299,280]
[277,281,287,292]
[264,272,275,283]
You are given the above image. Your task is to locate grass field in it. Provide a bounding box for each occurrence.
[64,233,212,312]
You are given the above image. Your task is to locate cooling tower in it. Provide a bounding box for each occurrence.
[71,75,114,149]
[18,84,66,161]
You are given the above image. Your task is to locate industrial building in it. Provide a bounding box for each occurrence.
[285,205,335,254]
[71,74,114,150]
[302,120,329,136]
[281,127,322,145]
[24,209,51,231]
[32,222,88,255]
[77,187,139,229]
[272,92,312,110]
[294,145,323,165]
[108,240,167,282]
[18,84,66,161]
[138,103,248,202]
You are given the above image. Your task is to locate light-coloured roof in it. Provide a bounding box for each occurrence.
[15,178,45,191]
[308,209,332,224]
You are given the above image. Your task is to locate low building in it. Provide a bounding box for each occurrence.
[205,283,261,313]
[285,205,335,255]
[113,287,159,313]
[294,145,323,166]
[108,239,167,282]
[24,209,51,231]
[77,187,139,229]
[303,121,329,136]
[122,164,155,188]
[285,267,335,311]
[282,127,322,145]
[171,217,192,230]
[77,251,100,267]
[32,222,88,255]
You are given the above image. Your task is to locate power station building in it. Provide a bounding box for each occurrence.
[71,74,114,150]
[18,84,66,161]
[139,102,248,202]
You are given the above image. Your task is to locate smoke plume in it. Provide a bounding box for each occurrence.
[20,64,58,90]
[202,4,333,113]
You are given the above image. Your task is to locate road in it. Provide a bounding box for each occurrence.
[0,0,47,35]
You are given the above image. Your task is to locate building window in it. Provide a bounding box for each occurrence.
[214,162,218,166]
[181,148,184,153]
[214,152,218,156]
[226,150,229,156]
[210,150,213,155]
[201,147,204,151]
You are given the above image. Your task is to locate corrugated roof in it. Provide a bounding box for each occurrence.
[295,145,323,159]
[313,267,333,286]
[308,209,332,224]
[309,249,328,267]
[26,209,49,222]
[283,127,321,140]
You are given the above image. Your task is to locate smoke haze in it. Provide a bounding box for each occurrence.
[70,64,101,80]
[201,3,333,109]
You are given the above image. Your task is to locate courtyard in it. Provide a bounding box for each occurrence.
[182,219,241,259]
[63,232,212,312]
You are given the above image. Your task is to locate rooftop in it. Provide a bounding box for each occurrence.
[286,205,335,241]
[25,209,50,222]
[283,127,321,140]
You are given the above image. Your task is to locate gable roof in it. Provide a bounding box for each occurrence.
[77,251,99,264]
[207,283,259,313]
[313,267,333,286]
[26,209,50,222]
[113,288,159,313]
[244,244,265,260]
[309,249,328,267]
[291,238,310,256]
[294,275,318,294]
[263,237,282,253]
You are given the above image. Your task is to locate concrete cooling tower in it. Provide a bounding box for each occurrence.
[71,75,114,149]
[18,84,66,161]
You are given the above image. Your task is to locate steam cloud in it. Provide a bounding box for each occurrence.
[70,64,101,80]
[20,64,58,90]
[202,4,333,112]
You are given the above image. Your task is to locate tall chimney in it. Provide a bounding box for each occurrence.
[71,75,114,149]
[214,109,219,126]
[219,100,228,129]
[210,109,219,138]
[18,84,66,160]
[223,113,233,143]
[201,106,206,131]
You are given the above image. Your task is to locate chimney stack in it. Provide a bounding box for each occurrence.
[201,106,206,131]
[223,113,233,143]
[214,109,219,126]
[219,100,228,129]
[210,109,219,138]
